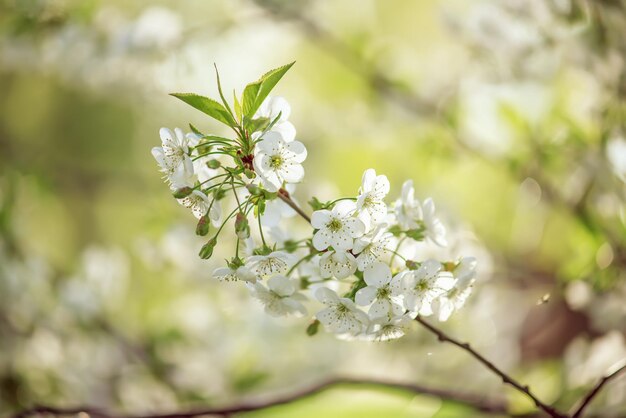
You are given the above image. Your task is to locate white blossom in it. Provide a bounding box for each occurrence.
[311,201,365,251]
[249,275,307,317]
[393,180,422,230]
[366,314,413,342]
[177,190,216,220]
[434,257,477,321]
[152,127,195,188]
[422,198,447,247]
[356,169,390,230]
[212,265,257,283]
[401,259,456,317]
[393,180,447,246]
[246,251,294,279]
[261,184,297,227]
[255,96,296,142]
[319,250,357,280]
[355,262,404,318]
[299,255,340,293]
[352,224,392,271]
[315,287,368,335]
[253,132,307,192]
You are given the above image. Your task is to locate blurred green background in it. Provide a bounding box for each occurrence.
[1,0,625,417]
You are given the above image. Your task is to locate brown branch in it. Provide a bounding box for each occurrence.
[415,316,567,418]
[277,188,311,223]
[570,362,626,418]
[8,377,508,418]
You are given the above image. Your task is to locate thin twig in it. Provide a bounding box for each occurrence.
[570,362,626,418]
[414,316,567,418]
[277,189,311,223]
[9,377,508,418]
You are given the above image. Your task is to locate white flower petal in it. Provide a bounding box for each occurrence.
[369,299,391,319]
[355,286,377,306]
[285,141,307,163]
[363,262,392,287]
[311,210,331,228]
[279,162,304,183]
[315,287,339,304]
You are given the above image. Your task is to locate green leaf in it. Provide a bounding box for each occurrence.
[233,90,242,121]
[213,64,235,120]
[170,93,236,127]
[242,80,262,117]
[242,61,295,118]
[189,123,203,136]
[308,197,326,211]
[243,116,271,134]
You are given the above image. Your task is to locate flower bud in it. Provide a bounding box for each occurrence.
[246,184,263,196]
[199,238,217,259]
[235,212,250,239]
[244,168,256,179]
[283,240,299,253]
[172,187,193,199]
[405,260,420,270]
[306,319,320,336]
[196,215,210,236]
[207,159,221,169]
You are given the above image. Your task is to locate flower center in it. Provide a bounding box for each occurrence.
[337,303,350,313]
[327,218,343,232]
[376,286,390,299]
[416,279,429,292]
[270,154,284,169]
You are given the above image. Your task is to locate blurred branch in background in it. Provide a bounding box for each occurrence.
[9,377,509,418]
[1,0,625,417]
[250,0,626,277]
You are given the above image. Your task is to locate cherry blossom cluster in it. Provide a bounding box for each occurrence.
[152,63,477,341]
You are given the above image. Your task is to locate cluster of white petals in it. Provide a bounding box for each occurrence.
[153,82,477,341]
[152,127,222,225]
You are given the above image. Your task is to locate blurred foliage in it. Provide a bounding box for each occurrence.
[0,0,625,417]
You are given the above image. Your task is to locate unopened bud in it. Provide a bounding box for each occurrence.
[306,319,320,336]
[405,260,420,270]
[199,238,217,259]
[244,168,256,179]
[207,159,221,169]
[283,240,298,253]
[196,215,210,236]
[235,212,250,239]
[173,187,193,199]
[246,184,263,196]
